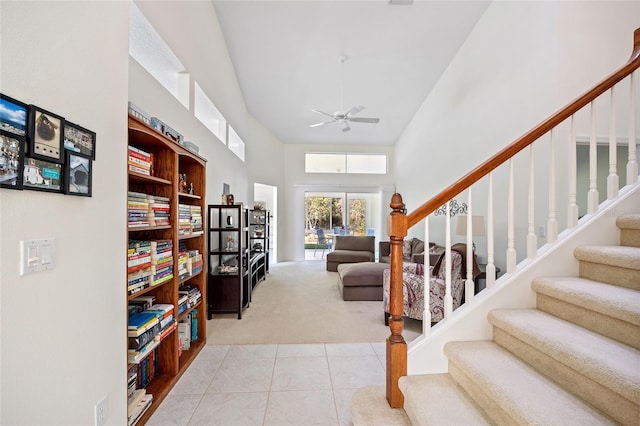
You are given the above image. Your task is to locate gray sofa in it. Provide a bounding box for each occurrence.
[326,236,375,271]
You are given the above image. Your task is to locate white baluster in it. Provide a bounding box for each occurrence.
[423,216,432,335]
[444,202,453,318]
[486,173,496,288]
[547,129,558,242]
[506,159,516,272]
[568,115,579,227]
[608,87,619,199]
[465,191,474,304]
[588,100,599,213]
[527,144,537,258]
[628,71,638,184]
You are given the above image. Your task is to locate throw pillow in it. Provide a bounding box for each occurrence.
[402,239,413,260]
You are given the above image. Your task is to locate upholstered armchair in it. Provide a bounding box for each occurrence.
[383,246,477,325]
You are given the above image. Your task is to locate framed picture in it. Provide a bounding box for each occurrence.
[0,131,25,190]
[28,105,64,164]
[64,151,92,197]
[23,156,63,193]
[0,94,28,138]
[64,121,96,160]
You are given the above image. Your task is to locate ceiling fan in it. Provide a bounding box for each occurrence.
[309,56,380,132]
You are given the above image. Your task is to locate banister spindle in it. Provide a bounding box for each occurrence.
[547,129,558,243]
[608,87,619,199]
[486,172,496,288]
[568,115,579,227]
[422,215,432,335]
[464,191,474,304]
[628,71,638,184]
[444,201,453,317]
[527,144,537,258]
[588,100,599,214]
[506,159,516,272]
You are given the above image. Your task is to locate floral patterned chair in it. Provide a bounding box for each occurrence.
[382,249,466,325]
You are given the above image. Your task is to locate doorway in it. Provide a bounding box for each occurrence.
[254,183,277,264]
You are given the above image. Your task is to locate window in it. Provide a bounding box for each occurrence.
[305,153,387,174]
[194,82,227,144]
[228,125,245,161]
[129,2,189,108]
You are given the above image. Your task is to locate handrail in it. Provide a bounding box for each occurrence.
[385,27,640,409]
[407,28,640,228]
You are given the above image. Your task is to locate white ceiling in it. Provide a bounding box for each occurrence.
[212,0,490,146]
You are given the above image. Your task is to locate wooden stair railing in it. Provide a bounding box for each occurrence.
[386,28,640,408]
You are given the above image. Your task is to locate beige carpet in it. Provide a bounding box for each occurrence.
[206,259,422,344]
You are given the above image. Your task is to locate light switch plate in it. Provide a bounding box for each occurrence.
[20,239,56,275]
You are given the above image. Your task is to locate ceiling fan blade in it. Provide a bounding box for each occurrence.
[345,105,365,117]
[311,109,335,118]
[309,120,334,128]
[349,117,380,124]
[341,120,350,132]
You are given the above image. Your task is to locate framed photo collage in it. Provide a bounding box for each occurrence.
[0,93,95,196]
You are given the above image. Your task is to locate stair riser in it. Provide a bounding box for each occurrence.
[579,262,640,290]
[621,229,640,248]
[448,363,518,425]
[493,327,638,426]
[536,294,640,350]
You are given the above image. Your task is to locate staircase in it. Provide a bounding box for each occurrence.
[353,214,640,425]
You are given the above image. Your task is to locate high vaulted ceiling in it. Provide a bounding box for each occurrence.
[212,0,490,146]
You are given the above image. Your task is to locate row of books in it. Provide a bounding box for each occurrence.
[128,240,175,295]
[128,145,153,176]
[178,284,202,317]
[127,296,176,364]
[178,203,203,235]
[178,310,198,353]
[128,191,170,228]
[127,388,153,426]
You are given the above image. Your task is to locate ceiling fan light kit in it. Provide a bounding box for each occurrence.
[309,56,380,132]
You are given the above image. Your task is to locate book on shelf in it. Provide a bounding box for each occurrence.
[128,339,160,364]
[159,320,177,341]
[127,389,147,416]
[129,295,156,310]
[178,315,191,351]
[127,394,153,426]
[128,321,161,351]
[128,312,159,332]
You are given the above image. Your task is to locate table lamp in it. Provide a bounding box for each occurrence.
[455,215,486,251]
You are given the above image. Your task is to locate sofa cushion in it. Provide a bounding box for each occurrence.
[327,250,374,263]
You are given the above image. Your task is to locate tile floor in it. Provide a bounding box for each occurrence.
[147,342,386,426]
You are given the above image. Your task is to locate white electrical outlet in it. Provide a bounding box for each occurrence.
[95,397,108,426]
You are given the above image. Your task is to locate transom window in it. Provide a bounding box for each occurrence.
[305,153,387,174]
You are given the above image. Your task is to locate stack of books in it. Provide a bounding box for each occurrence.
[190,205,203,234]
[177,293,189,316]
[145,303,177,342]
[178,284,202,310]
[127,388,153,426]
[178,313,192,351]
[150,240,173,286]
[148,195,170,226]
[128,191,149,228]
[127,311,161,364]
[127,240,152,295]
[128,145,152,176]
[178,204,192,235]
[177,247,189,281]
[187,250,203,276]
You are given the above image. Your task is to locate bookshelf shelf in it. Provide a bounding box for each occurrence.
[127,114,207,425]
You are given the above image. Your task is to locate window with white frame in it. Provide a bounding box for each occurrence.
[194,82,227,144]
[305,153,387,174]
[228,125,245,161]
[129,2,189,108]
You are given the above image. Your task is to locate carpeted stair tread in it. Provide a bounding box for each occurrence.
[444,341,614,425]
[351,386,410,426]
[488,309,640,403]
[532,276,640,326]
[399,373,490,425]
[574,245,640,270]
[617,214,640,230]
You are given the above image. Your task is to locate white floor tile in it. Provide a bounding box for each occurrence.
[333,388,358,426]
[276,343,326,358]
[325,343,376,357]
[207,356,275,393]
[271,357,331,391]
[328,356,385,389]
[170,359,220,395]
[146,393,202,426]
[264,390,339,426]
[187,392,268,426]
[226,344,278,359]
[370,342,386,356]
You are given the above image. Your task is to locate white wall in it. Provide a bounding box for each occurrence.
[394,1,640,269]
[128,1,285,256]
[0,1,130,424]
[282,143,395,261]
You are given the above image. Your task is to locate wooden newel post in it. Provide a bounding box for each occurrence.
[386,193,408,408]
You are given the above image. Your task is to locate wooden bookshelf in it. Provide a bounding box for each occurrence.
[127,114,207,425]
